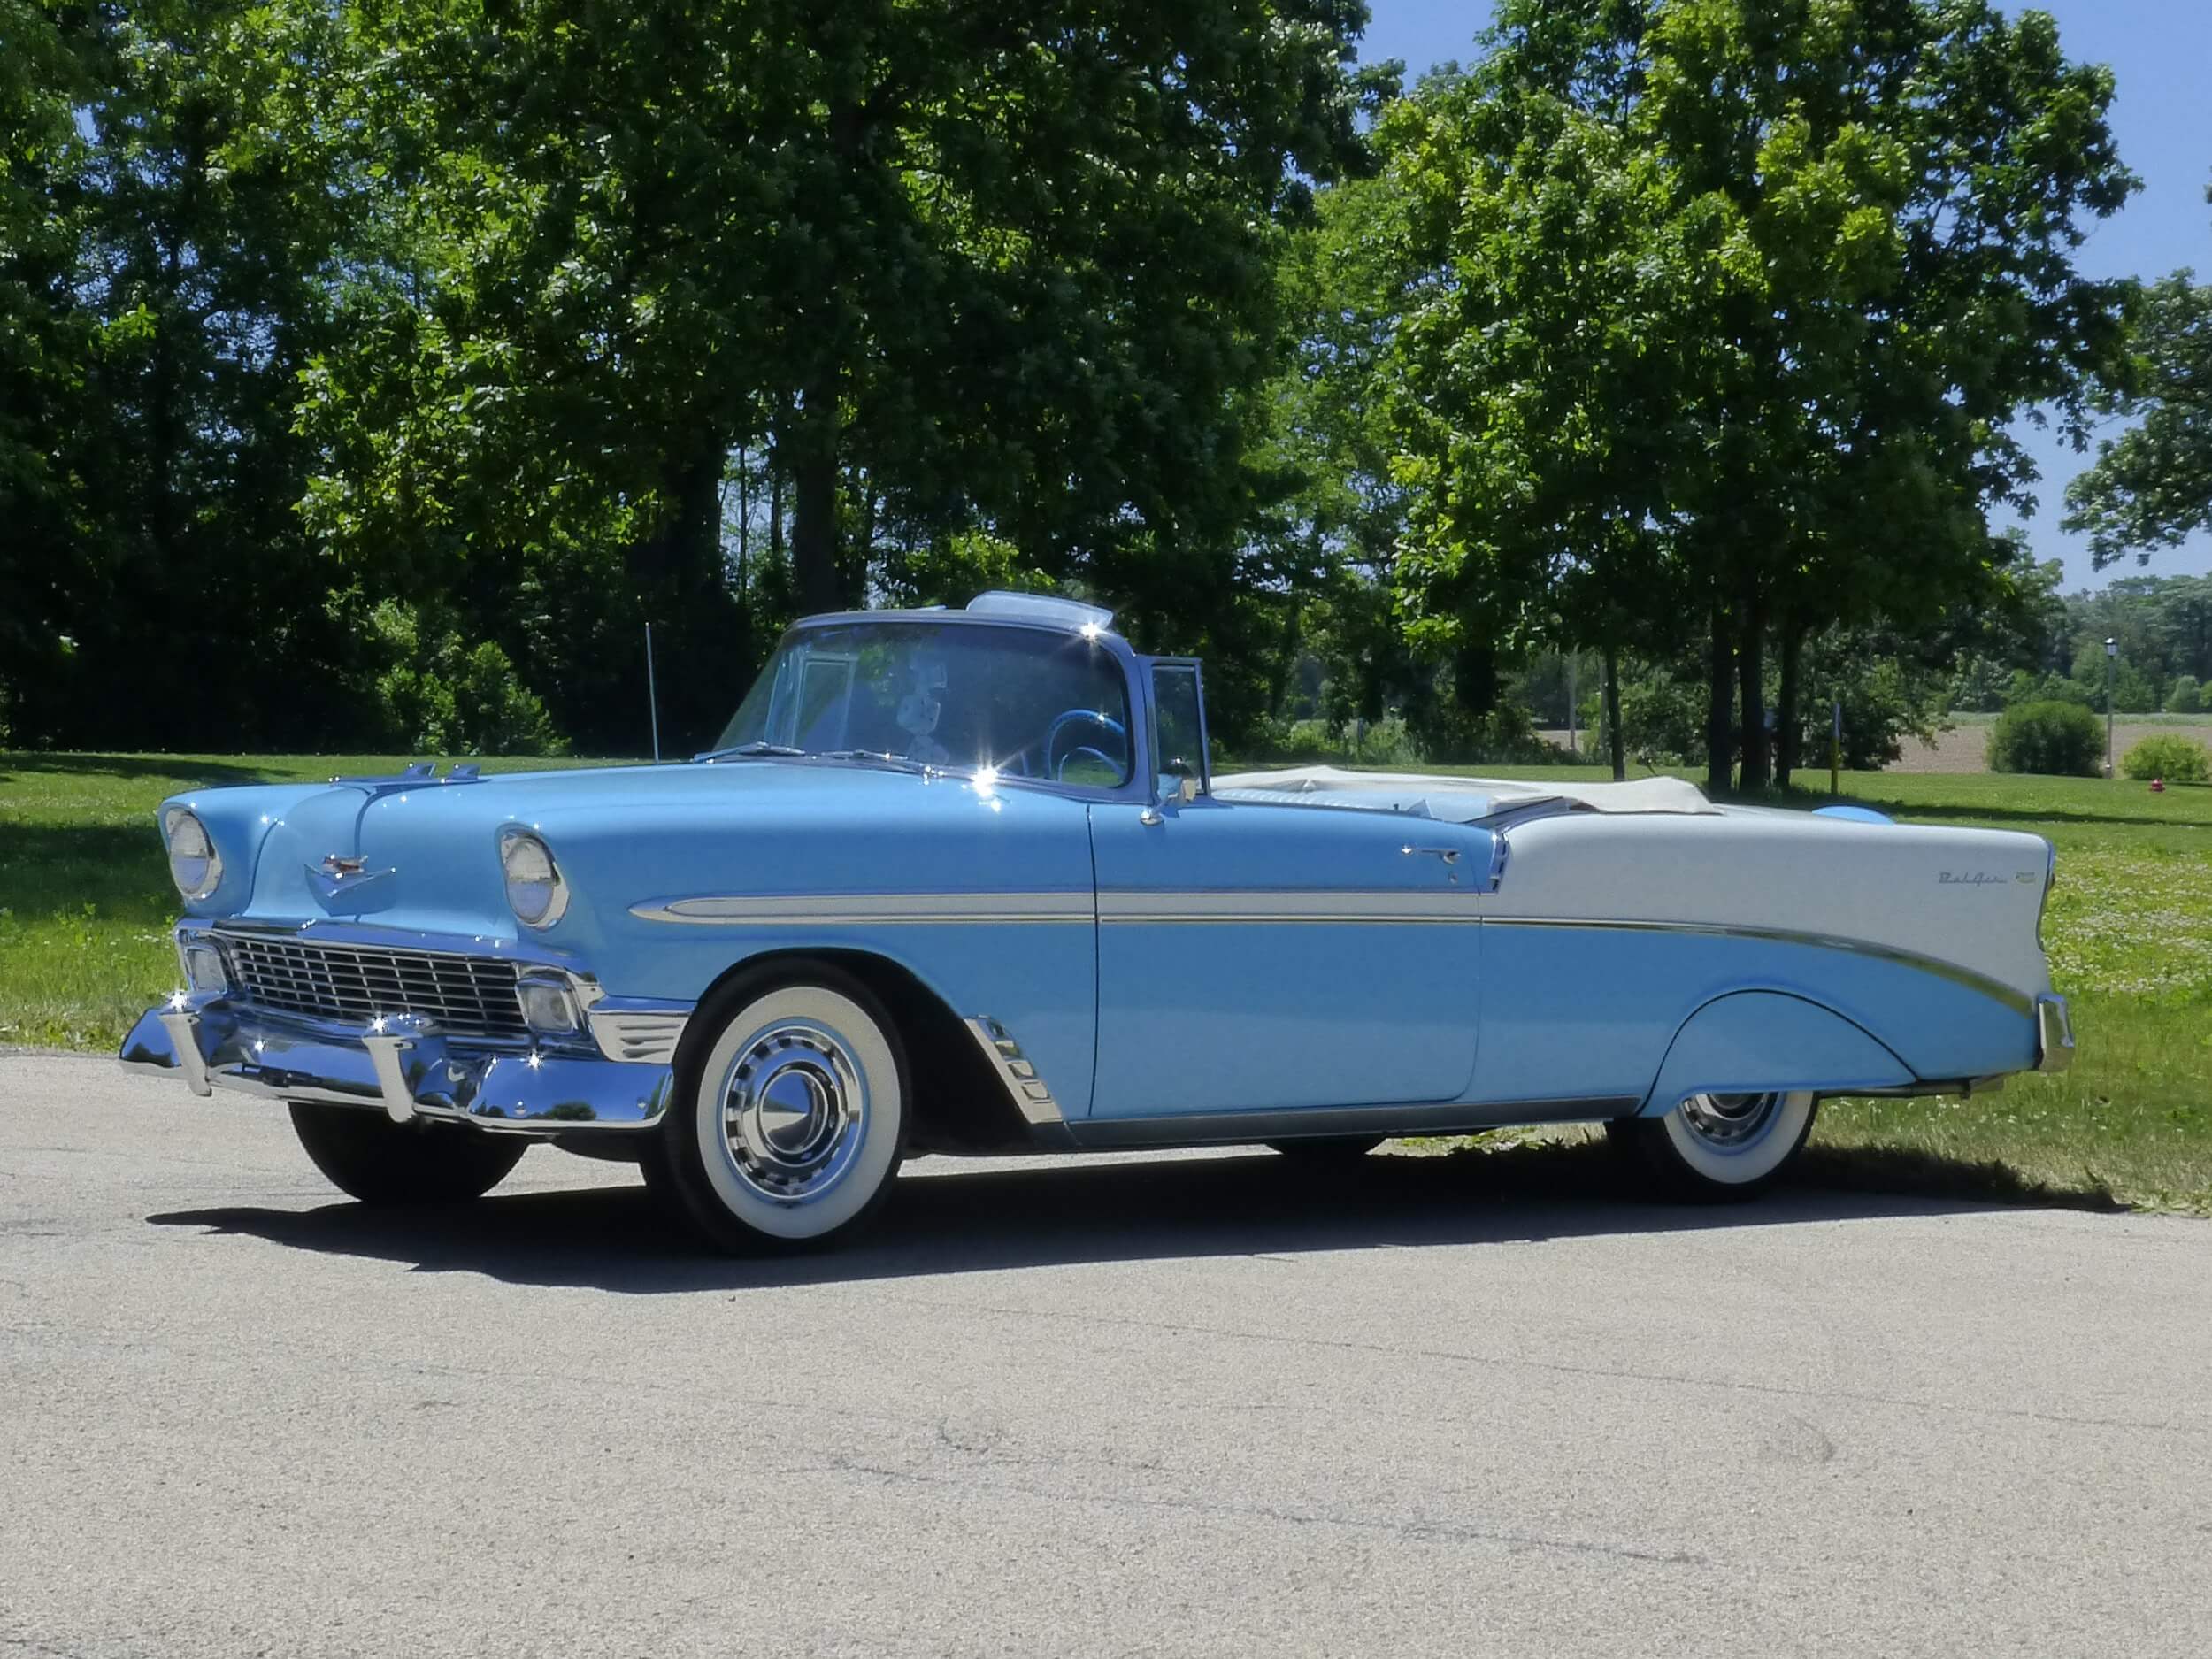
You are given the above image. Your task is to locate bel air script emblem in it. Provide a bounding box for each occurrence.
[1939,871,2034,887]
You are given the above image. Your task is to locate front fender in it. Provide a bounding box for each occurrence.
[1639,990,1913,1117]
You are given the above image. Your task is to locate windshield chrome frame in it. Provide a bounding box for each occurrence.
[730,611,1161,807]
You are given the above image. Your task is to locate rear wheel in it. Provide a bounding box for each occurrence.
[288,1102,527,1204]
[1608,1091,1816,1198]
[653,964,909,1253]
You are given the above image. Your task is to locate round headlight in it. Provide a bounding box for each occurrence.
[501,830,569,929]
[164,808,223,902]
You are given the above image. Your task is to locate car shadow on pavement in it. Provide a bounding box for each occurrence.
[143,1137,2115,1294]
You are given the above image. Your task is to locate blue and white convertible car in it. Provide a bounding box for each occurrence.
[121,593,2073,1250]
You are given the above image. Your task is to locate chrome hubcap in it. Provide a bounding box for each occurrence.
[1678,1091,1783,1149]
[718,1022,867,1203]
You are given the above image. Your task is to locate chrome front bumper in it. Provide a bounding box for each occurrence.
[2035,994,2074,1074]
[119,995,684,1133]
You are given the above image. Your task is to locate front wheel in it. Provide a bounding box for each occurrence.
[653,964,909,1253]
[288,1102,527,1204]
[1607,1091,1817,1198]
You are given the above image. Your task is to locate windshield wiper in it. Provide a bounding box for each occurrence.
[693,741,809,763]
[817,749,934,775]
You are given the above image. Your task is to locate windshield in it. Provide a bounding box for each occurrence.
[712,621,1133,787]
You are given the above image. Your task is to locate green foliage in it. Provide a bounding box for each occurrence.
[1240,705,1557,769]
[1793,627,1953,772]
[2120,734,2211,784]
[1988,701,2107,778]
[295,0,1385,738]
[2170,675,2203,714]
[0,1,373,751]
[1404,698,1564,767]
[876,532,1053,612]
[1350,0,2133,793]
[1613,671,1711,767]
[2006,671,2098,710]
[2065,265,2212,566]
[365,603,565,757]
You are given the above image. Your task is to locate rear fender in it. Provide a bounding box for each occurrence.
[1639,990,1913,1117]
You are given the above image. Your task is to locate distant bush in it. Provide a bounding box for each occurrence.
[2169,675,2202,714]
[1987,700,2105,776]
[2120,733,2211,784]
[366,601,567,757]
[2114,664,2163,713]
[1413,697,1568,766]
[1615,671,1709,765]
[2003,671,2096,710]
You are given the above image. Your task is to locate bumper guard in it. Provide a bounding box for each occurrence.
[2035,994,2074,1074]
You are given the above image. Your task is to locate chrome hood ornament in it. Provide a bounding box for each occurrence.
[306,852,396,912]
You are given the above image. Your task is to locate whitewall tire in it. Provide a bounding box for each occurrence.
[1609,1091,1817,1197]
[656,965,909,1251]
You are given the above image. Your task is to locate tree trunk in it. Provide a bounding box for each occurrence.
[1603,640,1625,781]
[856,476,876,600]
[1706,600,1733,797]
[789,382,842,616]
[1737,583,1769,791]
[1775,619,1804,788]
[787,94,866,618]
[733,444,750,595]
[769,458,784,568]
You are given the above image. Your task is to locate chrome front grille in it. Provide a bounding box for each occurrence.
[220,933,529,1041]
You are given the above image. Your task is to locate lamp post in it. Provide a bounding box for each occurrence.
[2105,636,2117,778]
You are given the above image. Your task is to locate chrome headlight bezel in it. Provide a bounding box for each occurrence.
[501,828,570,930]
[162,807,224,902]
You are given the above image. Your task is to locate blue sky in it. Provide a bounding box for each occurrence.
[1356,1,2212,592]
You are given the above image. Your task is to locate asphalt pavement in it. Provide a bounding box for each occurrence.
[4,1052,2209,1657]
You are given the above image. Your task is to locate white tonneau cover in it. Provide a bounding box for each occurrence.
[1211,765,1717,824]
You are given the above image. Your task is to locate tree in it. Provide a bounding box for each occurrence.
[297,1,1386,750]
[1379,69,1709,780]
[2065,205,2212,567]
[1,1,365,749]
[1355,0,2135,795]
[0,0,95,721]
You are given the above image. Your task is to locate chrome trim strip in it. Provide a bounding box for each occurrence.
[1479,914,2038,1015]
[632,892,1094,926]
[1065,1095,1638,1150]
[963,1017,1064,1127]
[1099,889,1478,925]
[208,917,580,968]
[634,888,1488,928]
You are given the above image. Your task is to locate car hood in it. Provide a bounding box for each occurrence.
[169,757,1089,945]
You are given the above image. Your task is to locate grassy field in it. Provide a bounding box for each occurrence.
[0,753,609,1051]
[3,750,2208,1211]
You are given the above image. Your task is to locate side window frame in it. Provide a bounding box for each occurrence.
[1144,657,1211,803]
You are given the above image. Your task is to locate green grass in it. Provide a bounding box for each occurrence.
[4,750,2208,1212]
[0,752,613,1051]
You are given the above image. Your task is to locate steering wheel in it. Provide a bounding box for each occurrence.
[1043,708,1129,783]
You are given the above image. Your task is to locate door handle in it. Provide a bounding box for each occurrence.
[1401,845,1461,864]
